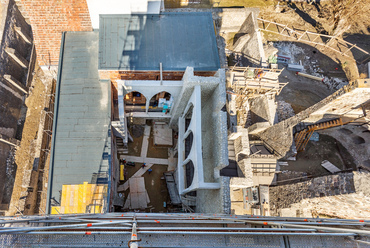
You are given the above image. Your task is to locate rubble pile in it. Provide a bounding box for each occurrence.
[276,100,295,122]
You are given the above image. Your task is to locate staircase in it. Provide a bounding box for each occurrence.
[163,172,181,205]
[111,121,127,141]
[294,118,343,152]
[116,137,128,155]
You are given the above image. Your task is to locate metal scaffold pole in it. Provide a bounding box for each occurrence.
[1,213,370,247]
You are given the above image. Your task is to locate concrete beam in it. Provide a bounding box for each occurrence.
[5,47,29,68]
[15,26,32,44]
[4,75,28,94]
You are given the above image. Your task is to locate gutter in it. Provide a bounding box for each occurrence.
[45,31,66,214]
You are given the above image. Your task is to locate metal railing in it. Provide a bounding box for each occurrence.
[258,18,370,64]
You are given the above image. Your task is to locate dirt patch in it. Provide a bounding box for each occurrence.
[127,126,143,157]
[131,125,144,138]
[164,0,275,8]
[121,164,170,212]
[146,126,170,159]
[277,67,334,114]
[142,164,170,212]
[277,133,356,183]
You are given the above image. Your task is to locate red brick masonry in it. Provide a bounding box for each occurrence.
[15,0,92,66]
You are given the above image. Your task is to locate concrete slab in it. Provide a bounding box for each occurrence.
[153,122,173,146]
[125,112,171,118]
[121,156,168,165]
[140,125,151,158]
[124,177,149,209]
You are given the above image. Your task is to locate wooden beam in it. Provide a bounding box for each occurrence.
[5,47,29,68]
[15,26,32,44]
[4,74,28,94]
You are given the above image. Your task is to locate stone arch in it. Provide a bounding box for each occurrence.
[147,91,173,113]
[184,159,195,189]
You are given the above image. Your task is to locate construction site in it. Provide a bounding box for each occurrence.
[0,0,370,247]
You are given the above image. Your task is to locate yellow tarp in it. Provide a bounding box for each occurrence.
[120,164,125,181]
[52,182,106,214]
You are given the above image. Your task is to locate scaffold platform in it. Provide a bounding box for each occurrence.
[1,213,370,247]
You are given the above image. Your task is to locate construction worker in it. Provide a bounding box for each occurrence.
[254,69,264,81]
[148,168,152,174]
[142,163,146,169]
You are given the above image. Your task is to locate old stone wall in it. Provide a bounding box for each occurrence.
[0,0,33,212]
[258,80,368,158]
[14,0,92,66]
[270,171,370,218]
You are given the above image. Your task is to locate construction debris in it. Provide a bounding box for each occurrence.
[321,160,341,174]
[296,71,324,82]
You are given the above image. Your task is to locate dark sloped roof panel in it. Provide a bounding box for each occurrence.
[99,12,220,71]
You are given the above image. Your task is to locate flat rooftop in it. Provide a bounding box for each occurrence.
[47,31,111,213]
[98,12,220,71]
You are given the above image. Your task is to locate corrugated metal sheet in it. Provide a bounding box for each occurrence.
[99,13,220,71]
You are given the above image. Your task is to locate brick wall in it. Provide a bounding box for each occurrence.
[14,0,92,66]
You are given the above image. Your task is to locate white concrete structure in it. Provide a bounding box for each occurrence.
[116,67,229,197]
[177,85,220,194]
[117,80,182,115]
[86,0,162,29]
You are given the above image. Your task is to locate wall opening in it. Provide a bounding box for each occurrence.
[124,91,146,112]
[148,91,173,113]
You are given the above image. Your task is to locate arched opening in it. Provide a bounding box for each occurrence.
[184,160,195,190]
[124,91,146,112]
[148,91,173,113]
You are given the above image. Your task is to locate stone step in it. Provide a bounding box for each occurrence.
[228,150,235,158]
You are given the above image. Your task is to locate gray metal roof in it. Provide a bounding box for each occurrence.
[48,31,111,212]
[99,12,220,71]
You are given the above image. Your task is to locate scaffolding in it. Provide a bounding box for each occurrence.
[1,213,370,247]
[228,66,288,99]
